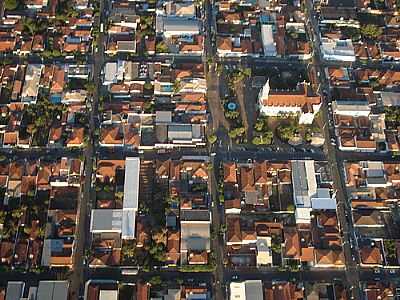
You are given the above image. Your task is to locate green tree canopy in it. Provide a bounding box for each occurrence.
[156,41,169,53]
[208,134,217,144]
[277,123,298,141]
[4,0,18,10]
[361,24,383,39]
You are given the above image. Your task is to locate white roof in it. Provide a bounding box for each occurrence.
[332,101,370,114]
[104,62,117,83]
[295,207,312,223]
[292,160,315,209]
[37,281,69,300]
[245,280,263,300]
[121,157,139,239]
[156,111,172,123]
[99,290,118,300]
[261,24,277,56]
[321,38,355,61]
[90,209,122,233]
[6,282,24,300]
[122,209,136,240]
[161,16,200,35]
[311,197,337,210]
[168,124,193,140]
[381,92,400,106]
[230,282,246,300]
[123,157,140,210]
[181,222,210,251]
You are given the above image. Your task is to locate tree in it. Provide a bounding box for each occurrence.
[156,41,169,53]
[23,226,32,236]
[342,26,361,41]
[149,276,162,286]
[228,130,237,139]
[22,18,48,36]
[384,240,397,262]
[4,0,18,10]
[304,130,312,142]
[277,123,298,142]
[271,242,282,253]
[225,110,239,120]
[263,131,273,143]
[208,134,217,144]
[252,136,262,145]
[0,211,6,224]
[254,119,265,132]
[216,64,223,76]
[287,204,295,211]
[144,82,153,90]
[122,242,136,259]
[85,82,96,95]
[361,24,383,39]
[252,131,273,145]
[143,101,154,113]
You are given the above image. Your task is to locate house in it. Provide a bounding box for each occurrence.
[359,241,384,267]
[90,209,123,234]
[166,230,180,266]
[258,80,321,124]
[363,282,395,300]
[314,249,345,267]
[103,62,118,85]
[264,282,304,300]
[21,64,43,104]
[25,0,49,9]
[216,37,254,57]
[156,16,201,38]
[325,67,352,87]
[180,209,211,265]
[41,239,74,268]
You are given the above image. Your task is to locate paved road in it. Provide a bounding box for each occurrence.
[87,268,213,284]
[305,0,361,298]
[209,155,226,300]
[68,0,105,298]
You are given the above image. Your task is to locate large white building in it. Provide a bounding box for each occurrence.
[261,24,277,57]
[156,16,200,38]
[332,100,371,117]
[292,160,336,224]
[258,80,321,124]
[321,38,356,62]
[90,157,140,239]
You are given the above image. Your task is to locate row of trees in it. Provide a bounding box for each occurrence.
[22,98,66,146]
[384,107,400,129]
[337,24,382,42]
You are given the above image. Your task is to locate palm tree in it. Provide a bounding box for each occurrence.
[37,227,45,239]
